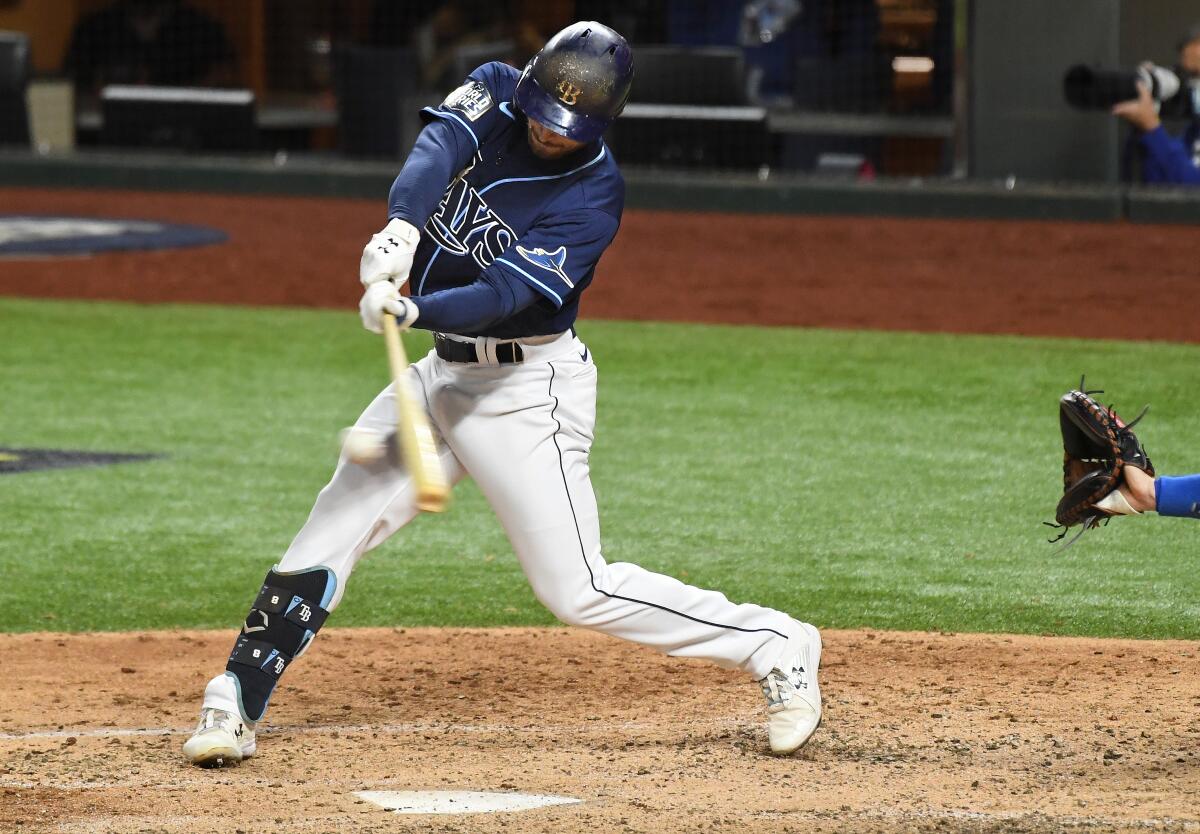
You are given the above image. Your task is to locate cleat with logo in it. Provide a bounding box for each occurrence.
[183,675,256,767]
[182,707,256,768]
[759,622,822,755]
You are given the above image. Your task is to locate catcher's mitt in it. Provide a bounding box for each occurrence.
[1047,377,1153,546]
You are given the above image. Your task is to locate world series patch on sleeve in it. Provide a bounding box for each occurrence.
[443,80,493,121]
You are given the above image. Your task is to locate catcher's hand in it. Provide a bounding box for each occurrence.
[1047,377,1153,545]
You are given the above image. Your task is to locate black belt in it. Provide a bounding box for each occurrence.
[434,334,524,364]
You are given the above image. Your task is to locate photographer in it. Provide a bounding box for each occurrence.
[1112,27,1200,185]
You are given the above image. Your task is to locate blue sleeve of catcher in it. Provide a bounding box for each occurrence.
[1154,474,1200,518]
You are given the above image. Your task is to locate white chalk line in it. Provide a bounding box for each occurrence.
[0,772,511,791]
[0,716,753,742]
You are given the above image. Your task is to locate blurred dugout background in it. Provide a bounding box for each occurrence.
[0,0,1195,187]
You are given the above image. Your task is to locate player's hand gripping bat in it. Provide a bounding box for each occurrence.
[381,314,449,512]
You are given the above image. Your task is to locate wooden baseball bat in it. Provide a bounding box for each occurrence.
[381,314,449,512]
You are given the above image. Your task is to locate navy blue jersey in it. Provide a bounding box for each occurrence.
[404,62,624,338]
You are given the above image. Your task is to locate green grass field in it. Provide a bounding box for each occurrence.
[1,297,1197,638]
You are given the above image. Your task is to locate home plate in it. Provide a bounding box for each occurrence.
[354,790,582,815]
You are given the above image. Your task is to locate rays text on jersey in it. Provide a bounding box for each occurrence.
[425,178,516,270]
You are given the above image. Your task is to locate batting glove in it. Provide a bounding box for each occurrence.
[360,218,420,288]
[359,281,419,334]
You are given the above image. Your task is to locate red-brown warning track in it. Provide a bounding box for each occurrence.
[1,187,1198,342]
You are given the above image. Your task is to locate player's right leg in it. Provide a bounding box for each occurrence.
[183,358,464,767]
[439,343,822,755]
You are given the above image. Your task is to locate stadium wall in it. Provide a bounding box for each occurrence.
[6,149,1200,223]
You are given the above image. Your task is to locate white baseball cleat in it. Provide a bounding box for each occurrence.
[182,675,256,767]
[183,707,256,767]
[759,622,822,755]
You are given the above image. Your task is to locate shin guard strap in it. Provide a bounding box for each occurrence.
[229,637,291,679]
[253,585,330,632]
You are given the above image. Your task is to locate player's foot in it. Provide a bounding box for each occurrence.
[758,622,822,755]
[182,675,256,767]
[183,707,256,767]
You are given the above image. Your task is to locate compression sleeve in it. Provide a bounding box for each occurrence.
[1139,126,1200,185]
[408,268,543,334]
[387,119,475,227]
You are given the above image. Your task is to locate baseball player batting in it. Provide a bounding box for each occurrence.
[183,21,822,767]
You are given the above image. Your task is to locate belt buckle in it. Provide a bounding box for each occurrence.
[500,342,524,364]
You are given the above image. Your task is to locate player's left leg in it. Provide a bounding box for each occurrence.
[184,357,466,767]
[434,338,821,754]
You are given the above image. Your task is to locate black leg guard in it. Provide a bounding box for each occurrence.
[225,566,335,722]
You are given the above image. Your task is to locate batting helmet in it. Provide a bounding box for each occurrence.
[513,21,634,144]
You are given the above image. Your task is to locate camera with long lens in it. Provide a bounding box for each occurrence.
[1064,62,1200,118]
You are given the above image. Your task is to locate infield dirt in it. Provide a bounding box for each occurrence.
[1,627,1198,833]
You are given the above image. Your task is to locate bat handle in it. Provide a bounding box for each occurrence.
[381,313,407,377]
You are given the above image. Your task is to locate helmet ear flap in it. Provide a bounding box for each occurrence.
[612,70,633,117]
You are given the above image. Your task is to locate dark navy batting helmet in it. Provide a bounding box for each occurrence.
[514,21,634,143]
